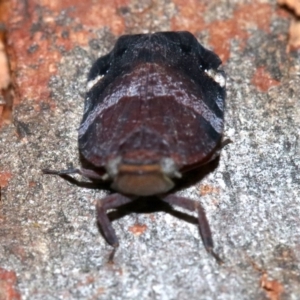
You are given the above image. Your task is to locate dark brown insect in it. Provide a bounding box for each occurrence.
[43,31,226,262]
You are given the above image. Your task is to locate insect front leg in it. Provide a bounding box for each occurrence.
[42,168,81,175]
[42,167,111,189]
[43,167,107,180]
[96,193,134,247]
[160,194,223,264]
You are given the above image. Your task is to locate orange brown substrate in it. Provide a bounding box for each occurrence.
[277,0,300,50]
[172,1,277,62]
[260,273,284,300]
[0,1,11,125]
[3,0,129,111]
[0,171,12,188]
[128,224,148,236]
[0,268,21,300]
[199,184,220,196]
[251,67,281,92]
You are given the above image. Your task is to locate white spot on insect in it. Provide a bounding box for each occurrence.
[86,74,104,92]
[205,69,226,88]
[160,157,182,178]
[106,156,122,177]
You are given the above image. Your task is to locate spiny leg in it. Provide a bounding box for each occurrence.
[42,168,109,189]
[42,167,107,180]
[220,138,232,149]
[205,138,232,164]
[96,193,134,261]
[160,194,223,264]
[42,168,81,175]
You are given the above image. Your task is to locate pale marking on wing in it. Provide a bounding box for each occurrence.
[86,74,104,92]
[205,69,226,88]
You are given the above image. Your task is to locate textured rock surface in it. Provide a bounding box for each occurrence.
[0,0,299,299]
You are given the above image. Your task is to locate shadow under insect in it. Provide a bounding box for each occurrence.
[104,157,220,233]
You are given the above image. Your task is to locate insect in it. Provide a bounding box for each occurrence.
[43,31,226,263]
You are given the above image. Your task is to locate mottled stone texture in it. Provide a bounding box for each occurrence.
[0,0,299,299]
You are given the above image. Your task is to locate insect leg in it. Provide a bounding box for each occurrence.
[42,168,80,175]
[43,167,107,180]
[42,168,106,189]
[160,194,223,264]
[96,193,133,247]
